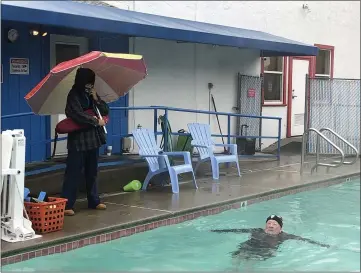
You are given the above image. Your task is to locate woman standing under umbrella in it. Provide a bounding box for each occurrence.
[61,67,109,216]
[24,52,147,214]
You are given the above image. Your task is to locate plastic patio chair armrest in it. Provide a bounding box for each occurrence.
[192,144,210,148]
[163,152,189,157]
[164,151,192,165]
[140,154,171,168]
[140,154,165,158]
[214,144,237,154]
[192,144,214,155]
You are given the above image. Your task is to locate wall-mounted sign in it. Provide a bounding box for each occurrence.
[247,88,256,98]
[10,58,29,75]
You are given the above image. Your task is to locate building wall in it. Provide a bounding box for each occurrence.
[2,21,49,162]
[127,37,261,153]
[106,1,360,79]
[105,0,360,149]
[1,21,129,162]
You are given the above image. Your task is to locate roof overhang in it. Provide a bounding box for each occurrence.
[1,1,318,57]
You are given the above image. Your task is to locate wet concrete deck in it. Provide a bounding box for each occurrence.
[2,154,360,257]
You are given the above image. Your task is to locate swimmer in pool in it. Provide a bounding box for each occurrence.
[211,215,331,261]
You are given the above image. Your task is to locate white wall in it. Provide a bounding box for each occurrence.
[104,1,360,150]
[261,107,287,148]
[105,1,360,79]
[127,37,260,152]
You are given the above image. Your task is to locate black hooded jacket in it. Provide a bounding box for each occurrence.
[65,68,109,151]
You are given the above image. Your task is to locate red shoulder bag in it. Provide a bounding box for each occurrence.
[52,109,109,157]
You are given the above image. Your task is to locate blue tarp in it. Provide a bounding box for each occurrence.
[2,1,318,56]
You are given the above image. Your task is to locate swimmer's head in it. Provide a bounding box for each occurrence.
[265,215,283,235]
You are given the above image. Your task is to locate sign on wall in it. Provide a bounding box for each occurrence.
[10,58,29,75]
[247,88,256,97]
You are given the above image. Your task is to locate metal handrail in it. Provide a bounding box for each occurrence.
[1,105,283,162]
[319,128,359,165]
[301,128,345,174]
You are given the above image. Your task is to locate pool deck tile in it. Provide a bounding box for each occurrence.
[1,155,359,266]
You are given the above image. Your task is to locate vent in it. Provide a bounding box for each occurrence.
[294,113,304,126]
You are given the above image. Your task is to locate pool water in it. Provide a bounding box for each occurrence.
[4,179,360,272]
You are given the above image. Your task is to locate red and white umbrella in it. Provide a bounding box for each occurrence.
[25,51,147,115]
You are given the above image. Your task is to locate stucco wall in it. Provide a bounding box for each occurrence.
[105,0,360,150]
[128,37,261,152]
[105,0,360,79]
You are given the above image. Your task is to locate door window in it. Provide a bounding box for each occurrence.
[55,43,80,66]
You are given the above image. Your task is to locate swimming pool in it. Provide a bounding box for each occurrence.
[3,178,360,272]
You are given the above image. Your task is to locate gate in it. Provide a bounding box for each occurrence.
[306,77,360,155]
[237,74,263,151]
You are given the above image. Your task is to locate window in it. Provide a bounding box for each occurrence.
[315,49,331,78]
[263,57,284,102]
[55,43,80,66]
[314,44,334,79]
[312,44,335,103]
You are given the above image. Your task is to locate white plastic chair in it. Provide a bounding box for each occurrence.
[132,128,198,194]
[187,123,241,179]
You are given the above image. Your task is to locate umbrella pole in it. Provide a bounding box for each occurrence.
[95,106,108,134]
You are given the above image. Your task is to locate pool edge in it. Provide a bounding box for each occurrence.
[1,172,359,266]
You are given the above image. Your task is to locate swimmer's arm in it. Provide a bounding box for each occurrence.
[286,233,331,248]
[210,228,255,233]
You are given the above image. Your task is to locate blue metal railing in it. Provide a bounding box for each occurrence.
[2,105,282,160]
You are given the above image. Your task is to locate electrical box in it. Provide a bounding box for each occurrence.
[122,137,132,152]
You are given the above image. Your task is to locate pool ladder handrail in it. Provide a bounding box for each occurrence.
[318,128,359,166]
[301,128,345,174]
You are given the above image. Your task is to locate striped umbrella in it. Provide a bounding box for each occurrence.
[25,51,147,115]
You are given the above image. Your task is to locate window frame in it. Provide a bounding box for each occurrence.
[261,56,287,107]
[314,44,334,79]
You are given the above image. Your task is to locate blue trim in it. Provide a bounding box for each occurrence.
[2,1,318,56]
[26,164,66,176]
[25,159,143,176]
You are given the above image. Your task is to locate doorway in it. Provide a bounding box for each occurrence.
[287,57,312,137]
[49,34,89,156]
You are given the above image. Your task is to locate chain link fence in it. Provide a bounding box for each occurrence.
[307,77,360,156]
[237,74,263,151]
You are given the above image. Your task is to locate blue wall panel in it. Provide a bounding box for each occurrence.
[1,21,49,162]
[1,22,129,162]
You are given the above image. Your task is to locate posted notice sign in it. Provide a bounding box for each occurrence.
[247,88,256,98]
[10,58,29,75]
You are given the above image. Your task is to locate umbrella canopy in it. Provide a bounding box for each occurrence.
[25,51,147,115]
